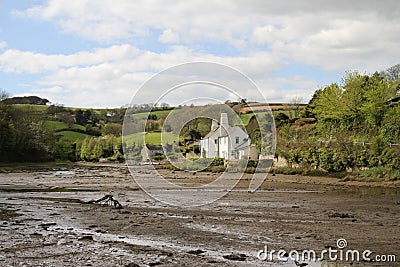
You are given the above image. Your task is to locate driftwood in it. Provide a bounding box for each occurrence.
[86,194,123,209]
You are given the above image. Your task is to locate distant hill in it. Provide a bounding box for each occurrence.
[240,103,306,114]
[3,96,49,105]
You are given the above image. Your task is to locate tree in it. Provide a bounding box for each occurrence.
[340,71,368,130]
[304,89,322,118]
[59,112,75,128]
[84,110,92,124]
[289,96,303,119]
[103,123,122,136]
[3,96,49,105]
[274,112,290,128]
[0,90,13,161]
[385,64,400,81]
[47,104,65,117]
[160,102,170,109]
[380,105,400,144]
[360,74,397,129]
[313,83,343,123]
[0,89,9,102]
[75,109,85,125]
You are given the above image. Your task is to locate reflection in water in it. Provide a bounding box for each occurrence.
[340,187,400,196]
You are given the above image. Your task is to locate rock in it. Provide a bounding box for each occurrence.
[30,232,42,237]
[39,222,57,228]
[79,235,94,241]
[125,263,140,267]
[223,253,247,261]
[328,211,354,218]
[295,261,308,267]
[149,262,162,266]
[187,249,206,255]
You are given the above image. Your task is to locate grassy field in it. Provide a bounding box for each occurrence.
[124,132,180,146]
[239,113,254,126]
[130,109,172,120]
[44,121,86,131]
[56,131,91,142]
[13,104,49,112]
[44,120,67,131]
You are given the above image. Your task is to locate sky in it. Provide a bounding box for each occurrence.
[0,1,399,107]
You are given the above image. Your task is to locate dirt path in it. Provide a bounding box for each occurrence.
[0,164,399,266]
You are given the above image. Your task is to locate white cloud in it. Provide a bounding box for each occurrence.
[0,44,284,107]
[19,0,400,73]
[4,1,400,106]
[0,41,7,50]
[159,29,180,44]
[0,45,140,73]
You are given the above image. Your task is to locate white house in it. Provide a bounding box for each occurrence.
[200,113,251,160]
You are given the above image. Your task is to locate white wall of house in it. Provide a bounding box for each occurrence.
[200,131,219,158]
[200,113,253,160]
[218,136,230,159]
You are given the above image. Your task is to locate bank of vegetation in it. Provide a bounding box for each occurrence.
[275,65,400,180]
[0,64,399,181]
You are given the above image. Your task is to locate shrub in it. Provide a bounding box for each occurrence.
[271,166,303,175]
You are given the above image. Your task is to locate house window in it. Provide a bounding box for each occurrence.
[214,139,218,144]
[236,137,239,144]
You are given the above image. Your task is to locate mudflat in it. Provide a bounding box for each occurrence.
[0,163,399,266]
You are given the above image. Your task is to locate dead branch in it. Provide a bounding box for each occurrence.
[86,194,123,209]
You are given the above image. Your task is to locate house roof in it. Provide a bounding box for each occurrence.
[203,124,247,140]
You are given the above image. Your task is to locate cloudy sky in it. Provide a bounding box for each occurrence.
[0,1,399,107]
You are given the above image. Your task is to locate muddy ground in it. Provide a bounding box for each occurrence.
[0,163,399,266]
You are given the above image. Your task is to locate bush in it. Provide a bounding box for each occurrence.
[210,158,225,166]
[206,166,226,173]
[271,166,303,175]
[152,155,166,161]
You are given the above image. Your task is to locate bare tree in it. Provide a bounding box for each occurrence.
[290,96,303,119]
[0,89,10,102]
[386,64,400,81]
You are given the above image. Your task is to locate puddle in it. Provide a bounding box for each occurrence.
[184,222,275,244]
[51,170,76,176]
[338,187,400,196]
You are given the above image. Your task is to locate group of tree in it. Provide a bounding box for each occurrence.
[277,65,400,173]
[0,91,51,161]
[3,95,49,105]
[0,90,125,162]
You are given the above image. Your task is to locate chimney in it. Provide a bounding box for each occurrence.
[211,119,218,131]
[220,113,228,130]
